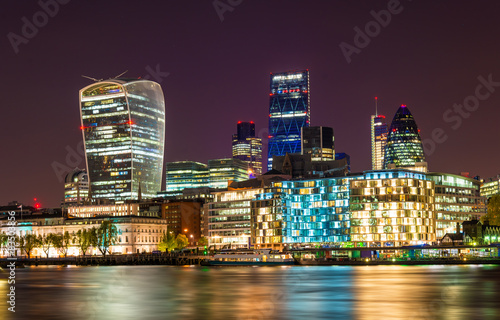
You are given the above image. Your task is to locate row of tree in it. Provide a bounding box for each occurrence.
[0,221,118,258]
[157,232,208,252]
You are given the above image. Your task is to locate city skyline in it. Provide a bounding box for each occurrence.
[2,1,500,207]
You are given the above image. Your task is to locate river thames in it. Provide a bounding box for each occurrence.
[1,264,500,319]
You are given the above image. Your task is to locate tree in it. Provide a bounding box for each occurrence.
[20,233,38,258]
[96,221,118,256]
[176,234,189,250]
[482,195,500,226]
[158,231,177,252]
[198,236,208,247]
[58,231,72,257]
[0,233,8,256]
[76,229,94,256]
[40,233,56,258]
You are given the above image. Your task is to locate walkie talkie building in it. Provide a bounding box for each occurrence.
[79,79,165,202]
[267,70,310,171]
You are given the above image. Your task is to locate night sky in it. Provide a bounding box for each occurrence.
[2,0,500,207]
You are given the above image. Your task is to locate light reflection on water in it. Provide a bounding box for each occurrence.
[1,264,499,319]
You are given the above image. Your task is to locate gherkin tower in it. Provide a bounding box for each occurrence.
[383,105,426,170]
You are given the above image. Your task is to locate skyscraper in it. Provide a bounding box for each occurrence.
[371,97,388,170]
[232,121,262,176]
[383,105,427,172]
[79,78,165,202]
[267,70,310,171]
[301,126,335,161]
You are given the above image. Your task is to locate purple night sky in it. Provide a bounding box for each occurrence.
[1,0,500,207]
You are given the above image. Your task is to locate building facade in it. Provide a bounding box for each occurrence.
[165,161,209,192]
[162,201,203,243]
[63,168,89,206]
[427,172,486,238]
[349,170,436,247]
[371,114,388,170]
[383,105,427,172]
[79,79,165,203]
[205,188,262,249]
[267,70,310,170]
[481,178,500,199]
[301,126,335,161]
[232,121,263,176]
[0,215,167,256]
[208,158,249,189]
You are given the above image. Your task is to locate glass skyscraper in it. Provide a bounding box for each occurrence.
[79,79,165,202]
[383,105,426,172]
[267,70,310,171]
[232,121,262,176]
[371,114,388,170]
[301,126,335,161]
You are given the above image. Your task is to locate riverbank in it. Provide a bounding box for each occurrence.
[2,255,500,267]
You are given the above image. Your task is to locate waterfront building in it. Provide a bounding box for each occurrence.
[251,182,286,251]
[232,121,263,176]
[205,187,263,249]
[349,170,436,247]
[427,172,486,238]
[63,168,89,206]
[462,220,500,245]
[281,177,352,245]
[208,158,249,189]
[301,126,335,161]
[68,203,139,218]
[267,70,310,170]
[162,201,203,243]
[165,161,209,192]
[0,214,167,256]
[383,105,427,172]
[371,113,388,170]
[79,78,165,203]
[481,177,500,199]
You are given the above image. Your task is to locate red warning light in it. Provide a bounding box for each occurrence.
[375,97,378,100]
[250,121,254,124]
[238,121,242,124]
[80,126,85,130]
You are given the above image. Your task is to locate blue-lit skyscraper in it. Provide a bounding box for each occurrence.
[79,79,165,202]
[267,70,310,171]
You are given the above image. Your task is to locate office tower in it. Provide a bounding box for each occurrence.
[63,168,89,206]
[301,126,334,161]
[371,98,388,170]
[165,161,209,192]
[79,78,165,202]
[267,70,310,171]
[383,105,427,172]
[232,121,263,176]
[208,158,249,189]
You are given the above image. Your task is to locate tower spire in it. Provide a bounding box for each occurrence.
[375,96,378,117]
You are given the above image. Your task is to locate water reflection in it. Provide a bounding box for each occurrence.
[1,264,499,319]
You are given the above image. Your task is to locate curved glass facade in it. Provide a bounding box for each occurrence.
[383,105,426,169]
[80,79,165,202]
